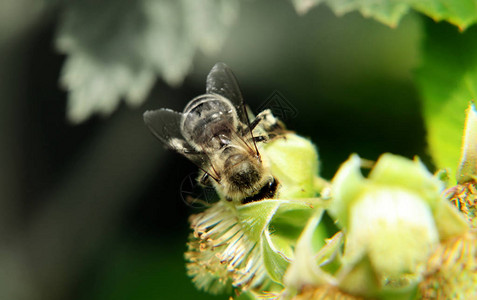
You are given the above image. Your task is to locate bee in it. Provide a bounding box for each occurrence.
[143,62,285,204]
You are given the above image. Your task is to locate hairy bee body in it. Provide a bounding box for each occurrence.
[144,63,284,204]
[144,63,321,295]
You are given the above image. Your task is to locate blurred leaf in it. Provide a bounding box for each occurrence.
[412,0,477,30]
[415,21,477,181]
[56,0,238,123]
[292,0,477,29]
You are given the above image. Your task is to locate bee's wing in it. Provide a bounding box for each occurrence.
[206,62,249,125]
[144,109,219,180]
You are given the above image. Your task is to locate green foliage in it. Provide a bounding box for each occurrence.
[415,21,477,181]
[56,0,477,125]
[292,0,477,29]
[56,0,238,123]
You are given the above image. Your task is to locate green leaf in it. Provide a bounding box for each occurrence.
[415,20,477,181]
[56,0,238,123]
[412,0,477,30]
[291,0,477,30]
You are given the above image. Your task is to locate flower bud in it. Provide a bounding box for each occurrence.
[329,153,467,283]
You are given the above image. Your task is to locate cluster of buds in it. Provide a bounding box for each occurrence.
[285,153,470,299]
[184,104,477,299]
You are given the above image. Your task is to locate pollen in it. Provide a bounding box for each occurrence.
[445,181,477,228]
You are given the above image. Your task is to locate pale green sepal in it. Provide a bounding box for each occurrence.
[272,198,324,228]
[268,198,326,261]
[236,199,320,242]
[434,198,470,240]
[259,199,323,284]
[457,103,477,183]
[329,154,366,229]
[261,228,290,284]
[283,208,337,289]
[237,200,281,241]
[368,153,444,209]
[268,234,295,263]
[315,231,344,268]
[337,255,380,298]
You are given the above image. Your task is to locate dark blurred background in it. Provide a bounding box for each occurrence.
[0,0,427,299]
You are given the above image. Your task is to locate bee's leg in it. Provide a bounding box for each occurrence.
[249,114,263,131]
[251,109,285,132]
[198,171,212,186]
[250,109,273,130]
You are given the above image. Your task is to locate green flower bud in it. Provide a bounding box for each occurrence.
[261,133,321,199]
[329,153,467,283]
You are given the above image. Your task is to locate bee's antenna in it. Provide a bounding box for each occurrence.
[241,102,261,160]
[207,164,220,183]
